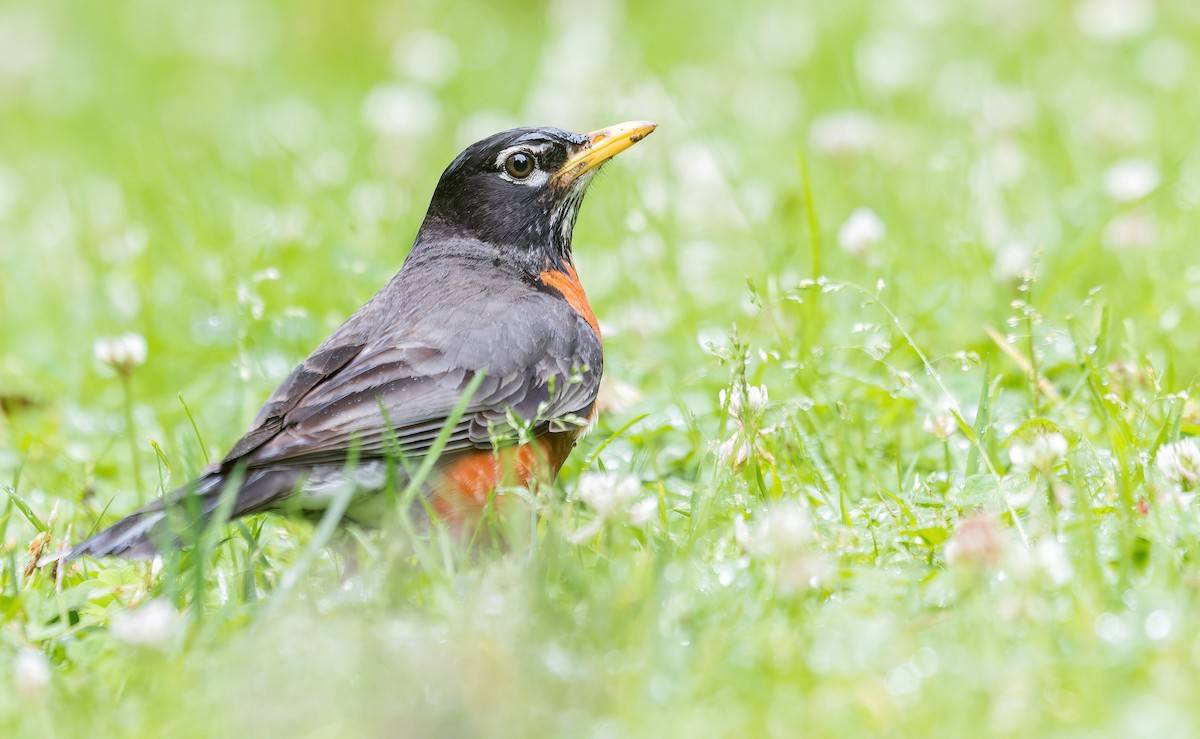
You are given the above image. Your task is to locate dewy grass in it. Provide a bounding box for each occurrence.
[3,0,1200,736]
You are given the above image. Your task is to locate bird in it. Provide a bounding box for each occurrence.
[64,120,657,560]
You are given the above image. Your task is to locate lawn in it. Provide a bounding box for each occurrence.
[3,0,1200,736]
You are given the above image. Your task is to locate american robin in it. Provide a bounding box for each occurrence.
[66,120,657,559]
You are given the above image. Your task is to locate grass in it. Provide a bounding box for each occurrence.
[3,0,1200,736]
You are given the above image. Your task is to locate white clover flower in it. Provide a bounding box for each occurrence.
[1156,439,1200,487]
[110,599,177,648]
[628,497,658,526]
[1074,0,1154,42]
[809,111,878,157]
[1009,432,1068,475]
[1102,211,1157,250]
[736,503,812,558]
[979,87,1037,135]
[1137,38,1187,90]
[571,472,657,542]
[390,30,459,87]
[923,415,958,442]
[856,32,924,94]
[744,385,769,416]
[993,240,1034,283]
[94,332,147,374]
[716,435,752,468]
[737,504,823,592]
[774,553,829,593]
[837,207,886,257]
[1034,538,1074,586]
[945,514,1005,568]
[1103,158,1160,202]
[722,384,768,420]
[718,388,735,416]
[576,471,641,519]
[14,648,50,699]
[976,139,1029,186]
[1051,482,1074,507]
[360,82,441,138]
[716,384,775,468]
[0,9,55,81]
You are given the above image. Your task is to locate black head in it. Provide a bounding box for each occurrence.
[415,122,656,272]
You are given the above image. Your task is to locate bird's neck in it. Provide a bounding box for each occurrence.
[412,218,574,276]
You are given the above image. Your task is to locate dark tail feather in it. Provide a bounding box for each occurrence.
[61,467,302,561]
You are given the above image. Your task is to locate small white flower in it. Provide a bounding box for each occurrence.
[722,384,769,420]
[837,207,885,257]
[809,111,878,157]
[1137,38,1188,90]
[1074,0,1154,42]
[993,240,1034,283]
[1102,211,1157,250]
[1034,538,1074,586]
[628,497,659,526]
[0,9,55,81]
[945,514,1005,568]
[715,429,775,469]
[1051,482,1074,507]
[856,32,924,94]
[1103,158,1159,203]
[94,332,147,373]
[737,503,812,558]
[110,599,177,648]
[716,384,775,468]
[14,648,50,699]
[1009,432,1068,475]
[360,82,441,138]
[1156,439,1200,487]
[733,513,753,551]
[738,504,823,592]
[979,87,1037,135]
[774,553,829,593]
[576,472,640,519]
[744,385,769,416]
[571,472,657,542]
[390,30,459,87]
[716,436,752,468]
[923,415,958,441]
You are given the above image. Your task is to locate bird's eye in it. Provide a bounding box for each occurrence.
[504,152,536,179]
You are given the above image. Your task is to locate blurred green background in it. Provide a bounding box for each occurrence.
[2,0,1200,736]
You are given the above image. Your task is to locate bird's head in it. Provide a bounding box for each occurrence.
[418,121,656,270]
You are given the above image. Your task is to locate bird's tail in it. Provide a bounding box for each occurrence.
[57,467,302,561]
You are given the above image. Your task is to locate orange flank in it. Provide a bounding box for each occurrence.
[431,431,579,519]
[539,262,600,337]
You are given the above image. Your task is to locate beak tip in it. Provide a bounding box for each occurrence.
[631,121,657,143]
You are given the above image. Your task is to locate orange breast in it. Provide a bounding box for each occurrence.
[430,431,580,520]
[539,262,600,337]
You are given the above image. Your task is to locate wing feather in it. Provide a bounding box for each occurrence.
[223,294,602,471]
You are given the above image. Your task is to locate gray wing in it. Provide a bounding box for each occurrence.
[221,292,602,470]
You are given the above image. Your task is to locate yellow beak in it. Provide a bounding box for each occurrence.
[555,120,657,186]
